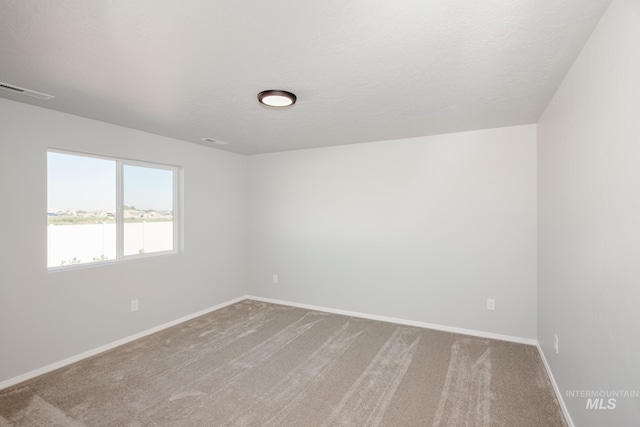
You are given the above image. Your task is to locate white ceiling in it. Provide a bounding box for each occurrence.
[0,0,611,155]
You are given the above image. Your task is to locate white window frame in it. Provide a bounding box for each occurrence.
[47,148,181,271]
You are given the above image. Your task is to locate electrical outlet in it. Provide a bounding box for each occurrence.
[554,334,559,354]
[273,274,279,284]
[486,298,495,311]
[131,299,139,312]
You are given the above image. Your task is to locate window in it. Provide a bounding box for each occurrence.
[47,150,179,269]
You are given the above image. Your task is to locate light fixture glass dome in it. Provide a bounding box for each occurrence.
[258,90,297,107]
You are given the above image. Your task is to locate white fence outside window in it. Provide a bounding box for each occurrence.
[47,222,173,267]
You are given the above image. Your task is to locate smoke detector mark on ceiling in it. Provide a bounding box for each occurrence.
[201,137,228,145]
[0,82,55,100]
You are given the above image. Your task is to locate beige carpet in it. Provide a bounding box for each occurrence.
[0,300,566,426]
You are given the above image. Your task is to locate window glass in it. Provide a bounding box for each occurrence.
[47,152,116,267]
[123,165,174,256]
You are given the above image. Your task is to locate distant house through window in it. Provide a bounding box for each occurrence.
[47,150,179,269]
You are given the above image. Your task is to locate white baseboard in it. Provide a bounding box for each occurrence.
[0,295,246,391]
[536,343,574,427]
[247,295,538,346]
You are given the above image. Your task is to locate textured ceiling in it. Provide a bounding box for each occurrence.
[0,0,611,155]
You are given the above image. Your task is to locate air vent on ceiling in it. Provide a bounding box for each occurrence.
[0,82,55,100]
[201,137,228,146]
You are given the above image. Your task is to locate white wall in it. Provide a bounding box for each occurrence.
[0,98,247,383]
[248,125,537,339]
[538,0,640,425]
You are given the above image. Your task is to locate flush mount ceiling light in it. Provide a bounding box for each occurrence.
[257,90,297,107]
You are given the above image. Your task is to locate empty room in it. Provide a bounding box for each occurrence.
[0,0,638,426]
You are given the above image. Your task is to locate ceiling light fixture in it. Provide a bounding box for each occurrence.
[257,90,297,107]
